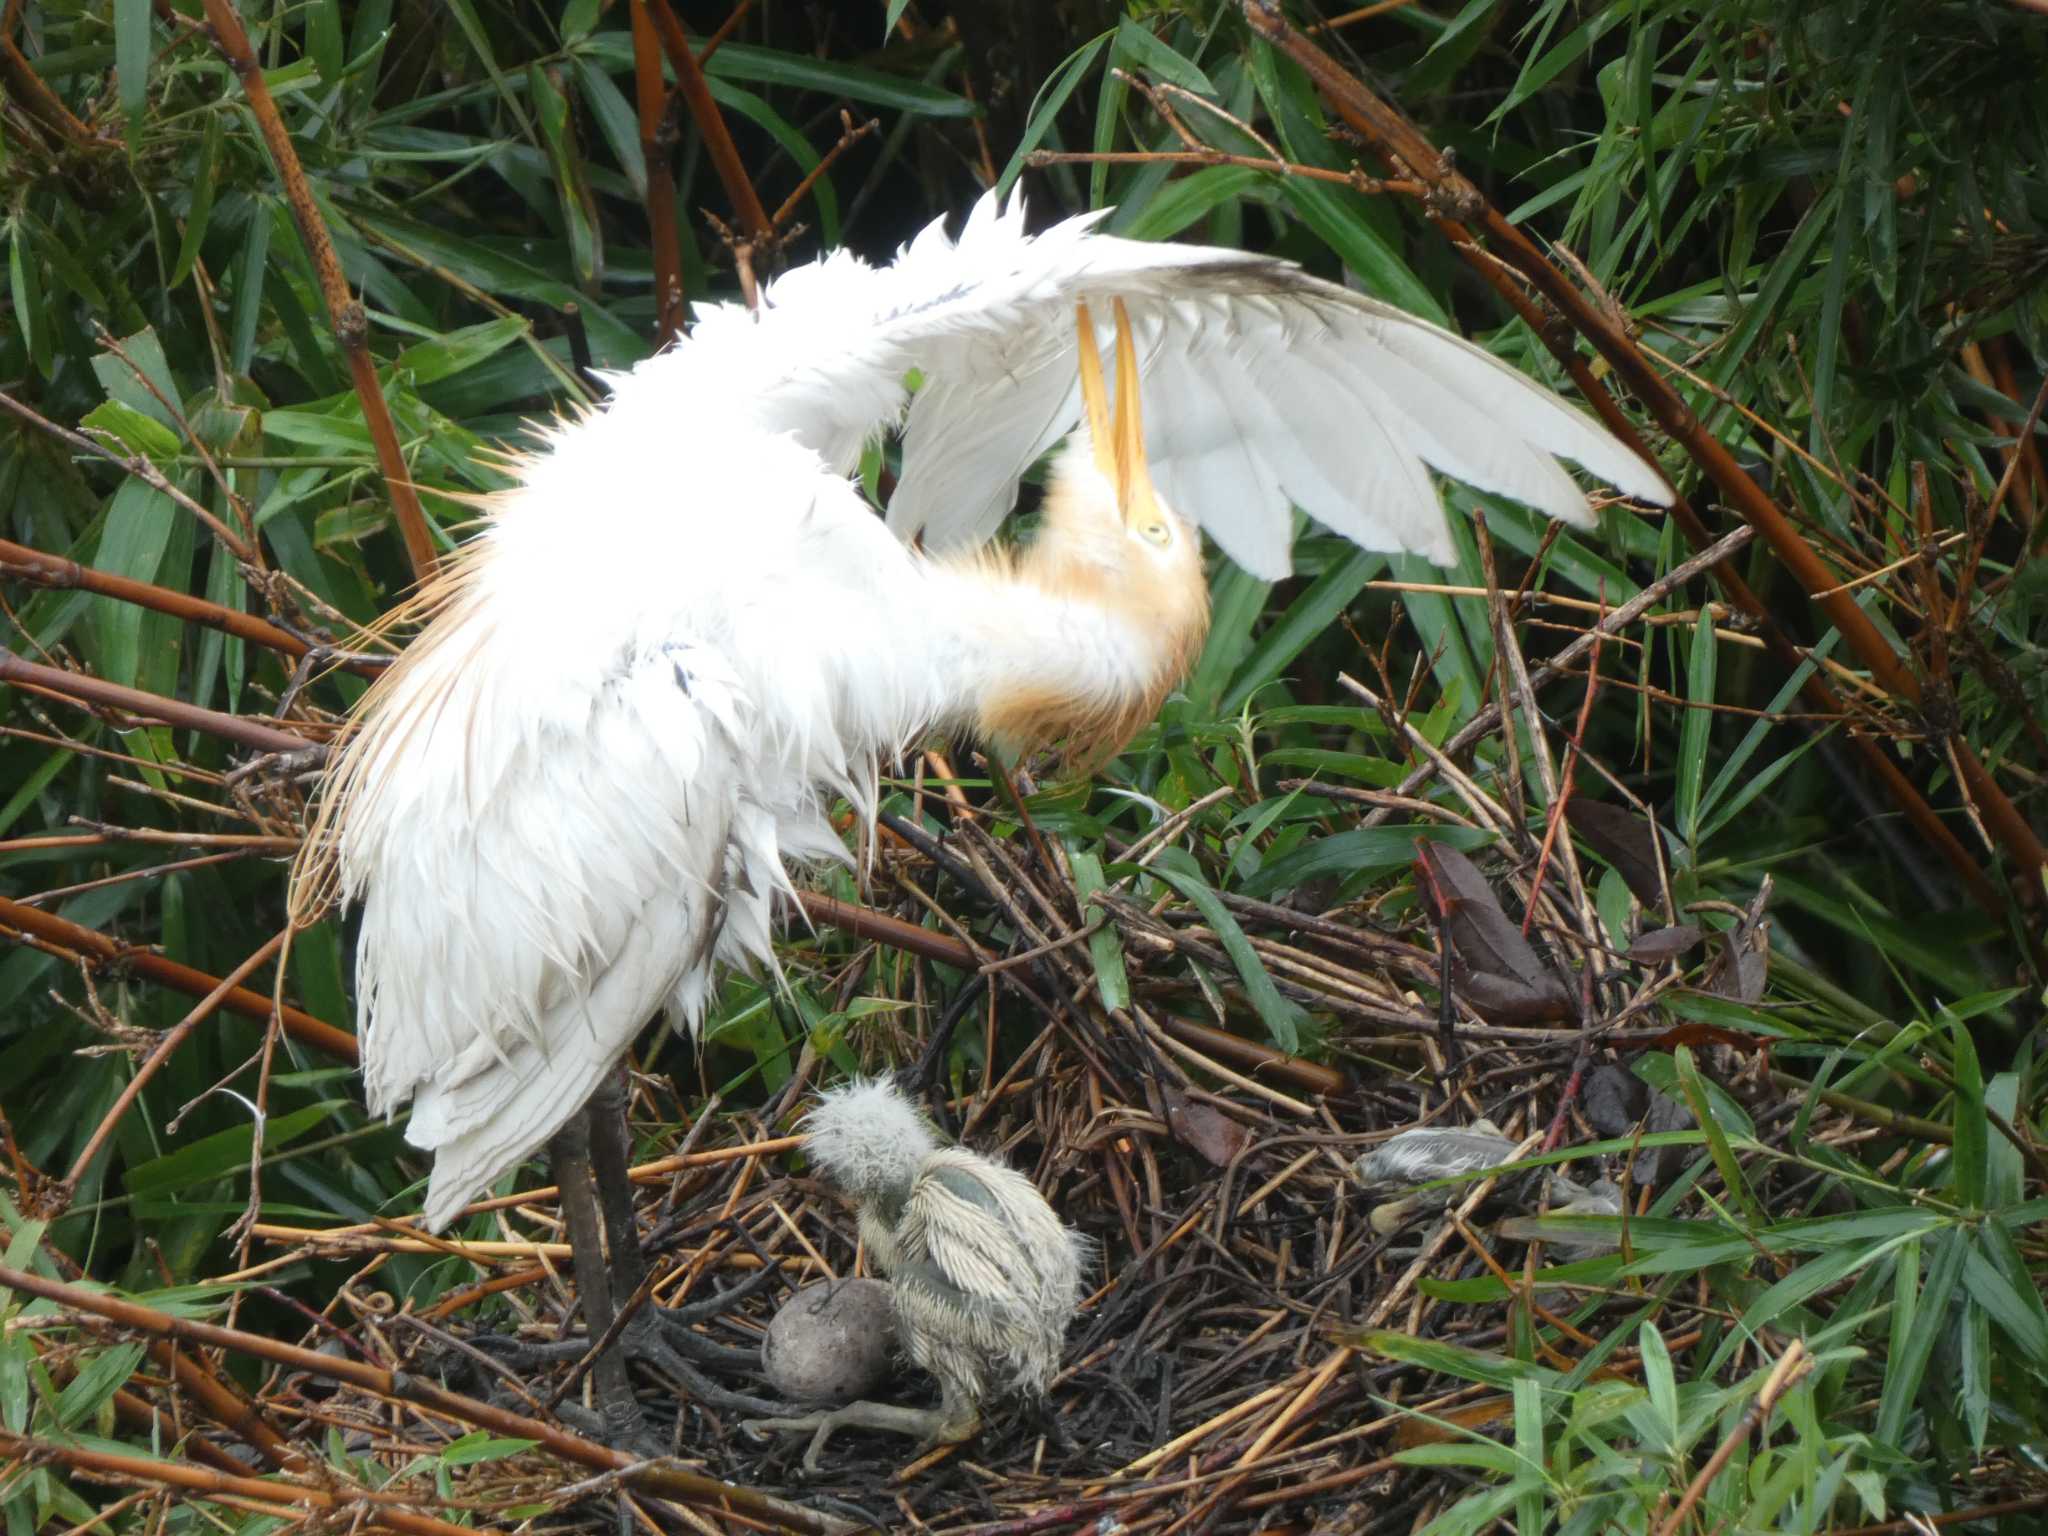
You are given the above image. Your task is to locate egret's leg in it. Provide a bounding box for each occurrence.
[546,1101,649,1448]
[583,1069,784,1416]
[743,1384,980,1474]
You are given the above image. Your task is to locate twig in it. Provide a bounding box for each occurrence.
[643,0,772,243]
[0,388,254,562]
[1026,146,1421,201]
[771,110,881,231]
[0,539,381,677]
[0,649,318,753]
[0,1431,481,1536]
[0,896,355,1063]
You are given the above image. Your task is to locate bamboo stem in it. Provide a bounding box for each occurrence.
[198,0,438,585]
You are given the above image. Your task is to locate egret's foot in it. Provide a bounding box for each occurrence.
[743,1399,978,1475]
[470,1314,781,1418]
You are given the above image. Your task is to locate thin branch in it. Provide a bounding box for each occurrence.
[0,649,318,754]
[643,0,772,242]
[0,896,356,1064]
[1026,146,1420,200]
[771,110,881,231]
[58,930,289,1206]
[0,539,382,677]
[0,388,254,562]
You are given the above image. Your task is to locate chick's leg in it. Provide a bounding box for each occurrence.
[743,1384,979,1475]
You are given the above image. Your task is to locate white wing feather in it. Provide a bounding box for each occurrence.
[668,190,1669,579]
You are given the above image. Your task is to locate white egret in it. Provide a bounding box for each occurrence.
[290,190,1670,1438]
[744,1078,1086,1467]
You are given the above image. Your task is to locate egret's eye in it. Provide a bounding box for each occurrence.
[1139,520,1170,547]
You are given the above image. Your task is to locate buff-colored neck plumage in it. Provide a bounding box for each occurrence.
[967,440,1210,769]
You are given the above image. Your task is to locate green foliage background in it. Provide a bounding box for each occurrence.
[2,0,2045,1530]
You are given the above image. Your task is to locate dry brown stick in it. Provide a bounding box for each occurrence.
[0,649,317,754]
[1027,146,1423,200]
[1241,0,2047,897]
[1153,1013,1346,1098]
[0,1265,860,1534]
[57,929,289,1207]
[630,0,687,344]
[643,0,772,242]
[694,0,754,66]
[771,111,881,231]
[797,891,980,968]
[0,1430,511,1536]
[0,896,356,1064]
[0,32,105,147]
[197,0,437,585]
[0,539,379,678]
[1833,1496,2048,1536]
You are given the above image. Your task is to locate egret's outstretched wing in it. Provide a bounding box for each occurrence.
[683,192,1670,578]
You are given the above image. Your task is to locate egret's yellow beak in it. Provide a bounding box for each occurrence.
[1075,299,1161,530]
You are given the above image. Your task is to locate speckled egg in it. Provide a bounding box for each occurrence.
[762,1278,897,1403]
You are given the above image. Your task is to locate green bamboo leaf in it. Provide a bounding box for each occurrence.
[1512,1376,1544,1535]
[307,0,344,85]
[1143,854,1308,1053]
[171,113,224,288]
[90,326,184,429]
[1239,824,1494,902]
[440,1432,542,1466]
[1962,1224,2048,1367]
[1944,1007,1987,1207]
[1875,1229,1966,1446]
[114,0,149,130]
[79,399,181,461]
[1067,848,1129,1012]
[397,317,531,385]
[90,481,179,691]
[123,1101,349,1198]
[1352,1330,1557,1391]
[1118,165,1262,242]
[8,222,48,378]
[1185,562,1270,715]
[1673,1045,1764,1224]
[1113,17,1216,97]
[571,55,644,200]
[0,1331,29,1432]
[1222,546,1385,716]
[1676,607,1715,846]
[55,1342,145,1430]
[998,34,1111,195]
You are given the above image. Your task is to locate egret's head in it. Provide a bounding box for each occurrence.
[1059,297,1193,573]
[802,1077,938,1206]
[981,299,1211,768]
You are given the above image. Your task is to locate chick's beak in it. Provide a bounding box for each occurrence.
[1074,299,1162,529]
